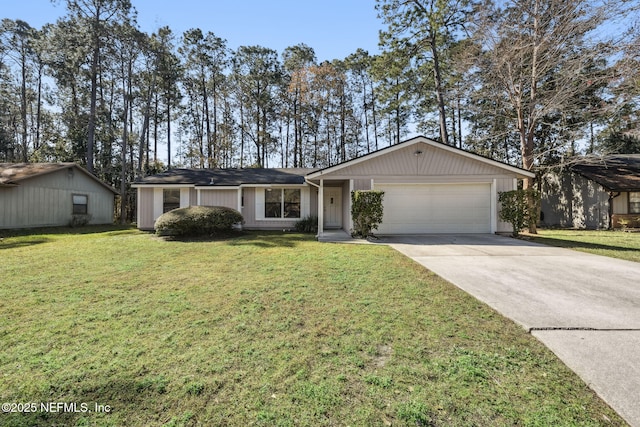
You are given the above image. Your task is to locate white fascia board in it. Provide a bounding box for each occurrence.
[194,183,309,190]
[239,183,308,188]
[195,185,240,190]
[130,183,196,188]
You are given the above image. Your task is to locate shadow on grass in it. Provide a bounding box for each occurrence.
[0,376,193,427]
[530,235,639,254]
[227,231,314,248]
[0,237,52,250]
[0,224,136,238]
[158,230,245,243]
[153,230,314,248]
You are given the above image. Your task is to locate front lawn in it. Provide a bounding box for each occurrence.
[0,227,626,426]
[530,229,640,263]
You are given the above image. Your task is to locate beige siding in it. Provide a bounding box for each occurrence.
[353,179,371,191]
[199,189,238,209]
[310,187,318,218]
[0,168,114,229]
[137,188,155,230]
[329,142,508,178]
[342,181,351,232]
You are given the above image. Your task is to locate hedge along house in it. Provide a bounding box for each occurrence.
[540,155,640,229]
[133,136,535,236]
[0,163,117,229]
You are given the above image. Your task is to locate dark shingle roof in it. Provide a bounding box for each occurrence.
[133,168,318,186]
[570,155,640,191]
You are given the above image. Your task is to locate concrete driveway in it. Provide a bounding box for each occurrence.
[378,234,640,427]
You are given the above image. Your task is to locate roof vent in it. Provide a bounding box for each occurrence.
[209,178,215,184]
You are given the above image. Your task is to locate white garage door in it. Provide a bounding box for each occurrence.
[374,183,492,234]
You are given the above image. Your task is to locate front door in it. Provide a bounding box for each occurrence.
[323,187,342,229]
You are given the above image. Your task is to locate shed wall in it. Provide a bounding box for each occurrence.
[0,168,114,229]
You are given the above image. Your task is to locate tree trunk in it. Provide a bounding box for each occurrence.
[35,64,42,151]
[370,80,379,151]
[167,102,171,169]
[121,71,128,224]
[20,51,28,162]
[430,30,449,146]
[203,76,212,167]
[87,32,100,173]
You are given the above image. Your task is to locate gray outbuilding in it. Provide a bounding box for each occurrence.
[540,155,640,229]
[0,163,117,229]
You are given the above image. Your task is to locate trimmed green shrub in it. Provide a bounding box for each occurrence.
[295,215,318,233]
[351,190,385,238]
[498,189,539,237]
[155,205,243,237]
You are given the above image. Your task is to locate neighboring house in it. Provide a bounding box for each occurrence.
[540,155,640,229]
[132,136,535,236]
[0,163,117,229]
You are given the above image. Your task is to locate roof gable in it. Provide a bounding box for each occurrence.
[307,136,534,179]
[0,163,118,194]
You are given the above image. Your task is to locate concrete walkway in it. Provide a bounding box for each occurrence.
[373,234,640,427]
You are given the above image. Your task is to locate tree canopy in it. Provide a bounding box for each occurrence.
[0,0,637,222]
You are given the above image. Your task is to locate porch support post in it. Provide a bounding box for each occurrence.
[348,179,354,232]
[318,179,324,238]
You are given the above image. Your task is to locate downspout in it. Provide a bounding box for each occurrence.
[608,191,621,230]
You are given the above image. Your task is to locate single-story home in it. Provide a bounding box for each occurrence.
[0,163,117,229]
[132,136,534,236]
[540,155,640,229]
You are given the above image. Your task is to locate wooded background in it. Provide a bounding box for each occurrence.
[1,0,638,220]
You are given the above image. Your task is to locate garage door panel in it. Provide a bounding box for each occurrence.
[375,183,491,234]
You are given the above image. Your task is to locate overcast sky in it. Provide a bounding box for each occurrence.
[4,0,383,62]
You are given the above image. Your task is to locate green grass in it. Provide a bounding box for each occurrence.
[530,229,640,263]
[0,226,627,426]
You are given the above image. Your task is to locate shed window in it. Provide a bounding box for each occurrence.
[630,192,640,214]
[264,189,301,219]
[72,194,88,214]
[163,189,180,213]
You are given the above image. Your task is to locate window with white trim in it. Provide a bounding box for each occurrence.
[72,194,88,214]
[163,189,180,213]
[630,192,640,214]
[265,188,301,219]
